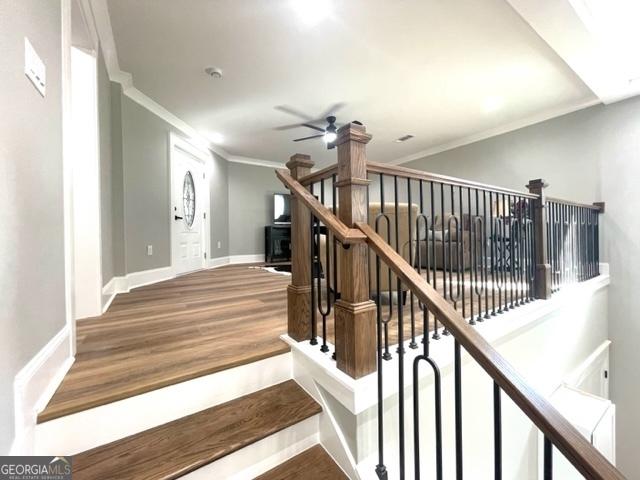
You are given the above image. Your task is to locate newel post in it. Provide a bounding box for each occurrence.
[286,153,314,341]
[333,123,377,378]
[526,179,552,299]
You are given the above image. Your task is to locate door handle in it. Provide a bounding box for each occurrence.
[174,215,184,220]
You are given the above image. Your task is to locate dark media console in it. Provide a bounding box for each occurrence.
[264,225,291,263]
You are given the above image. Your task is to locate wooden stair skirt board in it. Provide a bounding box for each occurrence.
[255,445,349,480]
[72,380,321,480]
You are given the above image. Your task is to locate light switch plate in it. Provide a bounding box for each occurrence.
[147,245,153,256]
[24,38,46,97]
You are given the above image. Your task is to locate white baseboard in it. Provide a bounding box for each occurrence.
[100,266,175,311]
[207,254,264,268]
[11,326,74,455]
[208,256,231,269]
[35,352,292,455]
[229,254,265,264]
[101,257,264,312]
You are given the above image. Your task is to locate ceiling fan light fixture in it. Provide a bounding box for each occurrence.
[323,131,337,143]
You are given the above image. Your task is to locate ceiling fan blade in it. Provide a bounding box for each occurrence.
[301,123,326,132]
[274,105,313,121]
[293,134,325,142]
[320,102,346,119]
[274,122,310,131]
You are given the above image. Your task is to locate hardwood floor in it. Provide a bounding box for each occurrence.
[40,265,292,423]
[254,445,348,480]
[40,263,519,423]
[72,380,321,480]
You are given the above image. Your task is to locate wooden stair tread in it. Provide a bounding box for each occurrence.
[72,380,321,480]
[254,445,349,480]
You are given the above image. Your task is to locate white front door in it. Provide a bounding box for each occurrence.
[171,147,206,275]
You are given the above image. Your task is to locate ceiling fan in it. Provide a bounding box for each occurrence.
[292,115,338,148]
[274,103,345,149]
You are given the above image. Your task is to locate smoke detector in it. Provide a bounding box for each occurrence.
[204,67,223,79]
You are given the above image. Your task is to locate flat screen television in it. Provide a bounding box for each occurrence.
[273,193,291,224]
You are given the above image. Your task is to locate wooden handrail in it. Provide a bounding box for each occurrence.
[276,169,366,245]
[357,221,625,480]
[367,161,538,199]
[547,197,604,212]
[298,164,339,186]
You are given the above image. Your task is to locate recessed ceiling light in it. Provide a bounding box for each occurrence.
[206,132,224,144]
[290,0,333,27]
[395,134,414,143]
[483,96,504,113]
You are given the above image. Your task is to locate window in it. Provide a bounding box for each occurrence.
[183,171,196,228]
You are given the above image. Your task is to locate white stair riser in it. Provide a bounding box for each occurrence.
[35,352,292,455]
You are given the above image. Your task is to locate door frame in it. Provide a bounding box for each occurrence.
[168,132,212,275]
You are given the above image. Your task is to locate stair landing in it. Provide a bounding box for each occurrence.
[39,265,291,422]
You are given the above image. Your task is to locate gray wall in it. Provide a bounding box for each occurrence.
[404,97,640,477]
[111,93,230,275]
[0,0,66,454]
[404,105,603,203]
[228,162,288,256]
[109,82,125,276]
[210,152,230,258]
[120,95,175,272]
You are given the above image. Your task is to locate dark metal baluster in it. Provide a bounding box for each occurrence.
[332,174,339,359]
[509,194,516,309]
[460,186,467,321]
[398,279,405,478]
[448,186,461,315]
[430,182,440,339]
[518,197,526,306]
[468,187,475,323]
[455,340,463,480]
[494,382,502,480]
[395,175,406,353]
[595,207,600,275]
[474,189,485,322]
[549,202,555,292]
[483,192,490,318]
[317,179,330,353]
[408,179,418,349]
[375,235,388,480]
[412,326,443,480]
[490,191,496,314]
[441,183,450,335]
[544,437,553,480]
[379,174,392,360]
[528,199,535,301]
[495,200,504,314]
[449,214,461,313]
[309,184,317,345]
[500,193,507,312]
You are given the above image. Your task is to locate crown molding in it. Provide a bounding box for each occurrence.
[88,0,282,169]
[387,98,600,166]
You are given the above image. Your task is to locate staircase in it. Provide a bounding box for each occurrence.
[35,355,350,479]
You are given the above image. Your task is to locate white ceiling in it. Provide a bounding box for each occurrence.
[105,0,599,166]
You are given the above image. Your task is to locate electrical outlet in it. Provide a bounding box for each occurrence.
[217,241,221,249]
[147,245,153,256]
